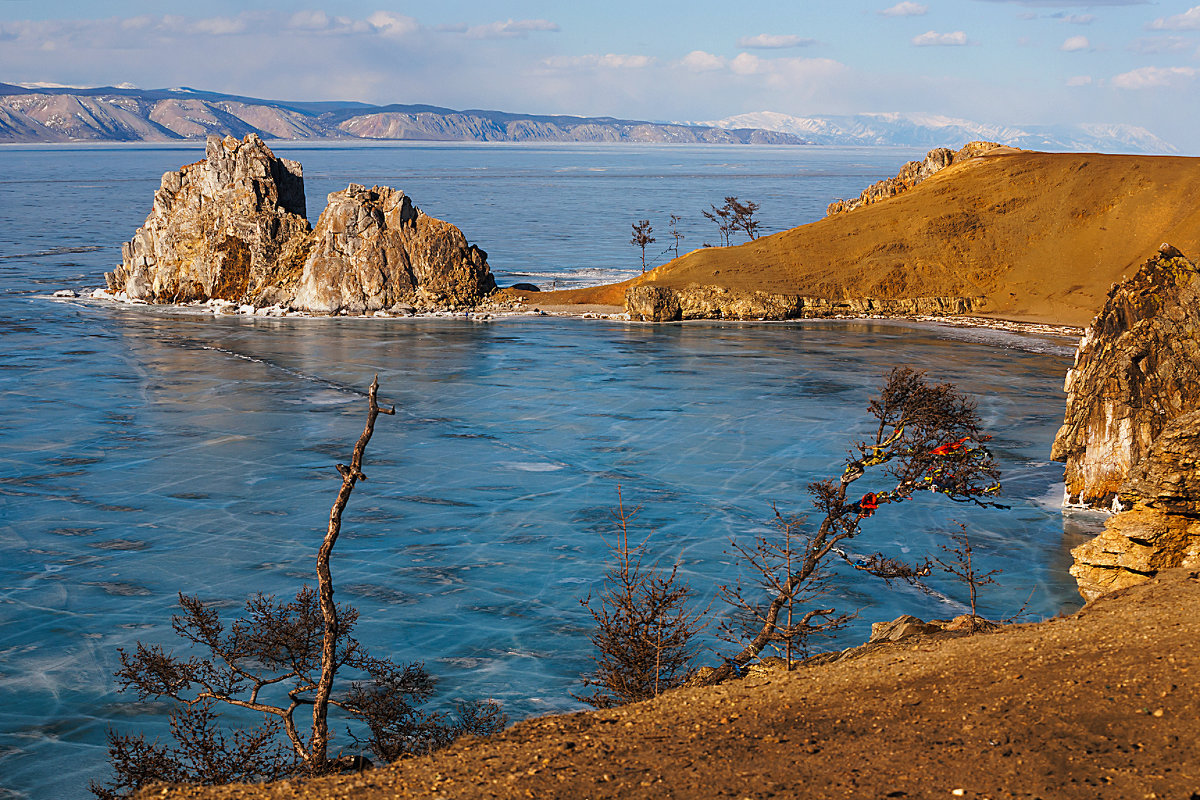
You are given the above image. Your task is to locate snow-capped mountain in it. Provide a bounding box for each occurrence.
[703,111,1177,155]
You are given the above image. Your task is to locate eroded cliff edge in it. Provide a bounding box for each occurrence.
[1052,244,1200,600]
[105,134,496,313]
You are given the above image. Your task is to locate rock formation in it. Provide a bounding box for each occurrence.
[1051,244,1200,509]
[106,134,496,313]
[1052,244,1200,600]
[106,134,312,305]
[826,141,1002,216]
[625,284,984,323]
[293,184,494,314]
[1069,412,1200,601]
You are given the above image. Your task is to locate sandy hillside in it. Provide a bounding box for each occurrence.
[543,149,1200,327]
[141,568,1200,800]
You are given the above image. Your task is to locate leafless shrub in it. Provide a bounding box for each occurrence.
[935,523,1032,629]
[720,507,854,670]
[577,487,707,707]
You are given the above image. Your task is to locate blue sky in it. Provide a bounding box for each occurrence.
[2,1,1198,148]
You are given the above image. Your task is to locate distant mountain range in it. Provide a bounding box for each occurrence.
[701,111,1177,154]
[0,83,800,145]
[0,83,1176,154]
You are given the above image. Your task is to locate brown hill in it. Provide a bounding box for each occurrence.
[140,567,1200,800]
[548,149,1200,327]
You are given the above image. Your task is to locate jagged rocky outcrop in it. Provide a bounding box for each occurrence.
[106,134,312,305]
[106,134,495,312]
[1069,411,1200,601]
[826,141,1003,216]
[293,184,494,313]
[1052,244,1200,600]
[625,284,985,322]
[1051,244,1200,509]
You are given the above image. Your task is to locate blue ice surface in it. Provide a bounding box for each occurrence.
[0,142,1096,800]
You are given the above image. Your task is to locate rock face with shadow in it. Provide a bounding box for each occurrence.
[1051,244,1200,600]
[106,133,312,305]
[106,134,495,312]
[293,184,494,314]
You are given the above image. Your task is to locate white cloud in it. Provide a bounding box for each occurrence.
[912,30,968,46]
[879,2,929,16]
[1066,75,1093,86]
[679,50,726,72]
[366,11,419,37]
[1111,65,1198,88]
[464,19,560,40]
[736,33,815,49]
[1147,6,1200,31]
[1063,14,1095,24]
[545,53,655,69]
[1061,35,1090,51]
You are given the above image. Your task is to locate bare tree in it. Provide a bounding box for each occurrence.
[702,202,734,247]
[631,219,656,272]
[667,214,684,259]
[935,525,1001,631]
[703,197,761,246]
[92,379,505,799]
[702,367,1004,685]
[577,487,706,707]
[728,197,762,241]
[719,507,853,670]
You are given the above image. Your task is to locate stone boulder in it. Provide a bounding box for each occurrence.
[1051,244,1200,509]
[106,134,496,313]
[106,134,312,304]
[292,184,495,314]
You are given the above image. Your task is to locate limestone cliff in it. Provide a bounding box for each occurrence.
[625,284,984,322]
[106,134,496,312]
[1051,244,1200,600]
[1069,411,1200,601]
[293,184,495,314]
[1050,244,1200,509]
[106,134,312,305]
[826,141,1003,216]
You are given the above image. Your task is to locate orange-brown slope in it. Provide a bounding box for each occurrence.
[141,568,1200,800]
[627,150,1200,327]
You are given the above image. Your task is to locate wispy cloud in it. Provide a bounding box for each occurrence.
[1128,36,1193,54]
[1060,35,1090,52]
[1146,6,1200,31]
[975,0,1147,6]
[1050,13,1096,24]
[735,33,816,49]
[545,53,655,70]
[912,30,968,46]
[1112,65,1198,88]
[1066,75,1093,86]
[463,19,559,39]
[879,2,928,16]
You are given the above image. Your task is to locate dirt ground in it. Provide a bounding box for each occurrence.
[141,568,1200,800]
[525,150,1200,328]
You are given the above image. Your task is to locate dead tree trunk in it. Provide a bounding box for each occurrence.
[311,376,394,767]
